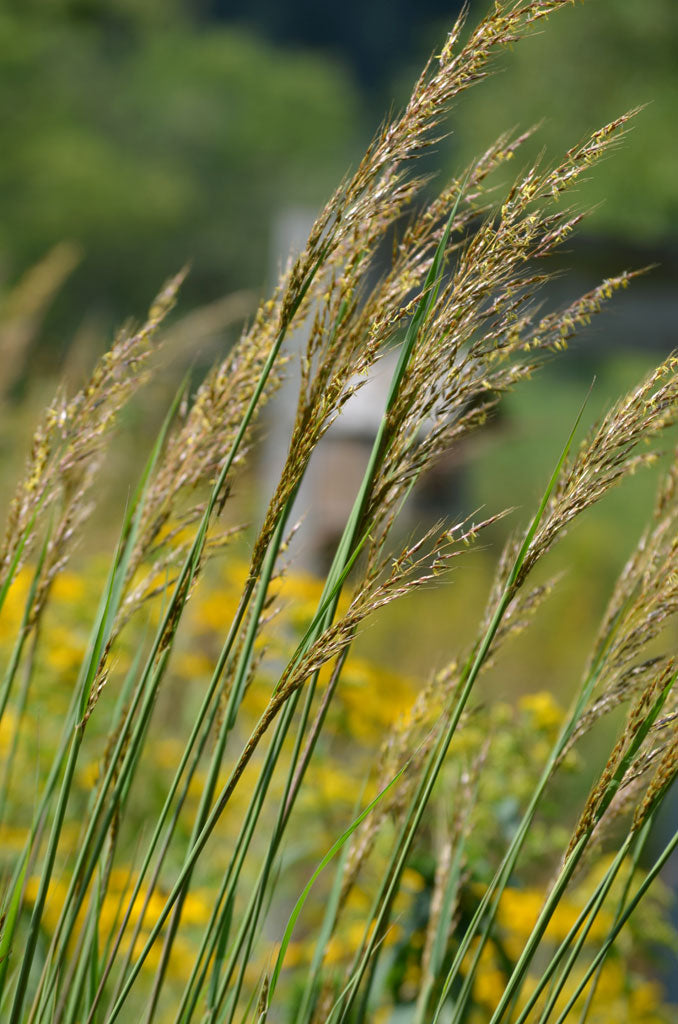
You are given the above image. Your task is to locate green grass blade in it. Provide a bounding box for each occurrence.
[0,849,28,995]
[0,521,51,732]
[259,761,410,1020]
[334,388,595,1022]
[551,822,678,1024]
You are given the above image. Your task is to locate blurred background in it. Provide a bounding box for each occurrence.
[1,0,677,995]
[1,0,678,732]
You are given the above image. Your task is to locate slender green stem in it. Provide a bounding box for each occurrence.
[577,820,651,1024]
[510,835,635,1024]
[142,511,291,1022]
[551,822,678,1024]
[24,279,318,1020]
[172,697,295,1024]
[334,386,591,1022]
[482,667,674,1024]
[0,525,50,758]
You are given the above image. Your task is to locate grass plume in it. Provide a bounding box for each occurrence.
[0,3,677,1023]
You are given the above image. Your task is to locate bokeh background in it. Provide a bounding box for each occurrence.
[1,0,678,1005]
[2,0,676,331]
[2,0,677,675]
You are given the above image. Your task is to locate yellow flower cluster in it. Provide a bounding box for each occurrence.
[0,553,675,1020]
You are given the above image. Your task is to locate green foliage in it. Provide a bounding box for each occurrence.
[0,6,358,326]
[448,0,678,239]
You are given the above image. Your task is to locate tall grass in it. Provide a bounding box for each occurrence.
[1,2,677,1022]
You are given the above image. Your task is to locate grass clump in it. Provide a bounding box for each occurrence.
[0,2,677,1022]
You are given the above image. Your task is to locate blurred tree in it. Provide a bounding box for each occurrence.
[206,0,678,242]
[0,2,360,340]
[2,0,675,351]
[446,0,678,240]
[212,0,465,95]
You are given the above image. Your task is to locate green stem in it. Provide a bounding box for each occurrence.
[551,822,678,1024]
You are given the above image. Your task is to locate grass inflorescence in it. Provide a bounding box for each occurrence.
[0,2,677,1022]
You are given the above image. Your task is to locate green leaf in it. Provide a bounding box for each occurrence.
[259,761,409,1020]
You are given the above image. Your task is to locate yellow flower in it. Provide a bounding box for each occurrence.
[0,567,31,641]
[474,967,507,1008]
[43,625,86,675]
[23,875,70,933]
[0,707,18,756]
[519,691,564,732]
[299,761,358,808]
[495,886,543,939]
[338,657,418,739]
[181,888,212,926]
[496,885,613,949]
[191,589,240,633]
[400,867,426,894]
[50,571,87,604]
[629,979,664,1016]
[222,559,251,590]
